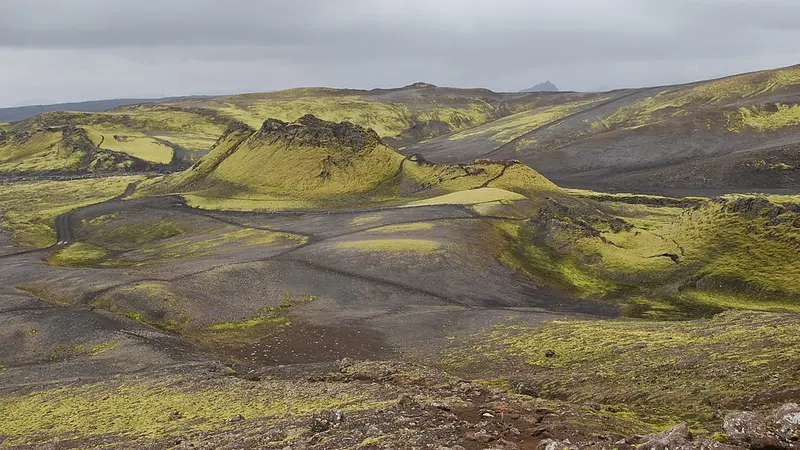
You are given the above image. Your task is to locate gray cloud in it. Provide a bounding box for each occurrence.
[1,0,799,106]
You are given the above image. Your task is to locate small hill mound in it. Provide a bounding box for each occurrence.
[173,115,405,201]
[0,126,151,173]
[144,116,561,210]
[7,106,233,170]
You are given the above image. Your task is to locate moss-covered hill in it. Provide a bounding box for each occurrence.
[0,126,152,174]
[140,115,560,210]
[0,84,603,175]
[4,65,799,191]
[0,105,235,173]
[493,191,800,318]
[158,83,604,149]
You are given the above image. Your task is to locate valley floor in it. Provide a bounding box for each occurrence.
[1,178,799,449]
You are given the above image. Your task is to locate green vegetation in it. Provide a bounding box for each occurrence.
[593,66,800,131]
[493,194,800,317]
[145,117,560,212]
[660,199,800,305]
[0,176,142,247]
[164,90,517,141]
[366,222,435,233]
[0,105,232,172]
[440,311,800,429]
[122,311,185,332]
[404,187,525,207]
[449,98,604,143]
[49,340,120,361]
[349,213,385,226]
[207,293,317,332]
[203,131,402,200]
[86,129,174,163]
[194,292,318,353]
[0,126,140,173]
[0,375,384,446]
[400,159,560,200]
[48,242,108,267]
[105,227,306,266]
[27,107,229,150]
[726,103,800,132]
[80,215,187,251]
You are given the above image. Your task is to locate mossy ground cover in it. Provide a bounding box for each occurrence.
[438,310,800,431]
[403,187,525,207]
[0,374,386,446]
[188,292,319,360]
[0,176,143,247]
[0,126,137,173]
[48,242,108,267]
[28,108,228,149]
[85,128,174,164]
[167,91,506,141]
[659,199,800,307]
[593,66,800,132]
[448,97,605,143]
[91,227,306,267]
[0,128,65,170]
[79,214,189,252]
[493,194,800,318]
[2,107,229,170]
[366,222,435,233]
[149,118,560,212]
[725,102,800,132]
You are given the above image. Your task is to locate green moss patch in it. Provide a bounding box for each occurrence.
[0,176,142,247]
[48,242,109,267]
[0,375,384,446]
[404,188,525,207]
[494,195,800,317]
[440,310,800,429]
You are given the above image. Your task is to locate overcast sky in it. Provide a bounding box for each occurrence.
[1,0,799,107]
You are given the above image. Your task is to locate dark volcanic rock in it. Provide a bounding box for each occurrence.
[636,423,741,450]
[722,405,800,449]
[310,409,345,433]
[256,114,382,152]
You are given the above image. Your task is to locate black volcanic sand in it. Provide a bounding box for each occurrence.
[405,86,800,196]
[0,194,614,389]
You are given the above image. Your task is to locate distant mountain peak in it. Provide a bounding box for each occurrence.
[521,81,559,93]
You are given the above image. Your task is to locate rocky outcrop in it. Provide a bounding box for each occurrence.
[255,114,382,153]
[722,404,800,449]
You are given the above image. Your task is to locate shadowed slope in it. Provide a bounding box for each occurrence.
[411,64,800,194]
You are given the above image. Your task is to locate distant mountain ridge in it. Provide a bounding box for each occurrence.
[521,81,559,92]
[0,95,214,123]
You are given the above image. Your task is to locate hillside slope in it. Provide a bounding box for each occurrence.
[0,126,152,174]
[0,95,213,122]
[158,83,604,149]
[410,64,800,194]
[142,115,560,210]
[0,106,235,172]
